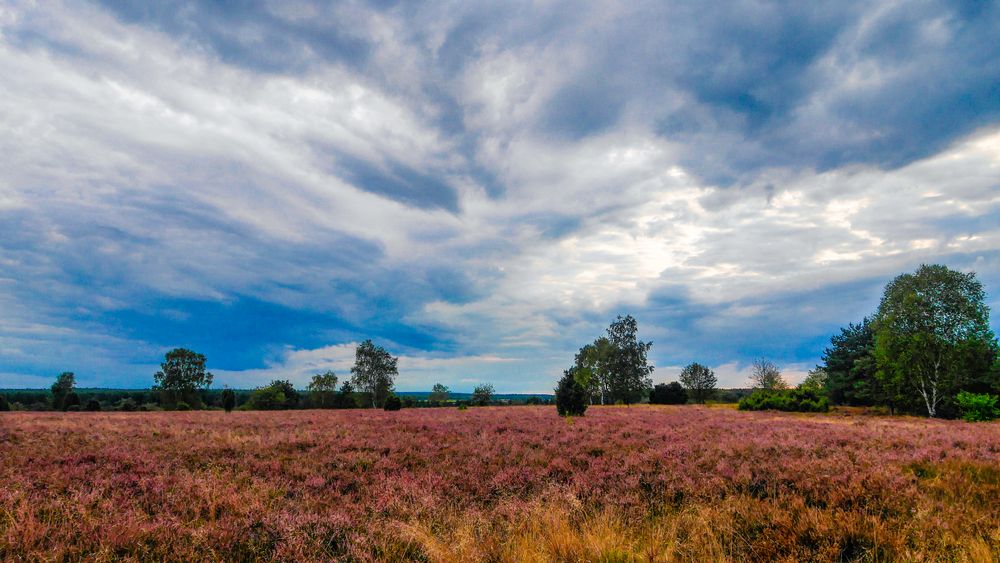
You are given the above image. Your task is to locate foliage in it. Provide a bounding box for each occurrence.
[749,358,787,390]
[116,398,137,412]
[383,395,403,411]
[221,388,236,413]
[246,380,298,410]
[554,369,588,416]
[63,392,81,411]
[738,388,829,412]
[678,362,716,403]
[955,391,998,422]
[350,340,398,408]
[605,315,654,404]
[874,264,997,417]
[175,402,191,411]
[85,399,101,412]
[153,348,214,408]
[573,337,614,404]
[0,395,8,411]
[471,383,495,406]
[307,371,338,408]
[650,382,687,404]
[798,368,828,391]
[822,318,881,406]
[50,372,76,411]
[429,383,450,402]
[334,380,358,409]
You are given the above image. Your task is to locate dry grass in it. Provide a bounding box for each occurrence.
[1,406,997,561]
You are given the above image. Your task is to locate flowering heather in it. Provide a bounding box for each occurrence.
[1,406,997,561]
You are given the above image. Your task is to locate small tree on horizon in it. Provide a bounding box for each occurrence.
[351,340,398,409]
[221,387,236,413]
[154,348,214,408]
[750,358,787,390]
[51,372,76,411]
[308,371,338,408]
[471,383,495,406]
[679,362,717,403]
[429,383,450,403]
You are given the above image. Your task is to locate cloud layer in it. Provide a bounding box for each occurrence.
[1,0,998,390]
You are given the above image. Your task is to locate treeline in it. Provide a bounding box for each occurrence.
[0,339,547,413]
[555,264,999,421]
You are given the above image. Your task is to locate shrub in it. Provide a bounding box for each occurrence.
[66,405,80,412]
[116,398,138,412]
[650,382,687,405]
[955,391,999,422]
[85,399,102,412]
[738,388,829,412]
[175,402,191,411]
[555,370,588,416]
[383,395,403,411]
[0,395,8,411]
[63,392,81,411]
[457,404,468,411]
[221,388,236,413]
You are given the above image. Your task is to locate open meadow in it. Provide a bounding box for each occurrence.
[1,406,998,561]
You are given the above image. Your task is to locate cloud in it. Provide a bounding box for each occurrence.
[0,0,998,390]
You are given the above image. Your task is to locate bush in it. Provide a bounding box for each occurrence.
[383,395,403,411]
[650,382,688,405]
[555,370,588,417]
[738,388,829,413]
[66,405,80,412]
[0,395,8,411]
[457,404,468,411]
[116,398,138,412]
[176,402,191,411]
[63,392,81,411]
[221,388,236,413]
[85,399,101,412]
[955,391,999,422]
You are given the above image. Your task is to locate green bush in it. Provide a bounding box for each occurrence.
[555,370,588,416]
[955,391,998,422]
[383,395,403,411]
[0,395,8,411]
[738,388,829,413]
[176,401,191,411]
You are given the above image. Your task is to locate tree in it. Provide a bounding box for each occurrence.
[0,395,9,411]
[574,337,614,404]
[821,318,880,406]
[679,362,717,403]
[650,382,688,404]
[153,348,213,408]
[750,358,787,390]
[429,383,450,403]
[246,386,287,410]
[471,383,495,406]
[51,372,76,411]
[307,371,338,408]
[555,369,588,416]
[221,387,236,413]
[799,368,828,391]
[350,340,398,408]
[605,315,654,404]
[874,264,997,417]
[85,399,101,412]
[334,380,357,409]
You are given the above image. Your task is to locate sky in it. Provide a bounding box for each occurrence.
[1,0,999,392]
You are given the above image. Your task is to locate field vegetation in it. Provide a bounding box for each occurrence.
[1,406,997,561]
